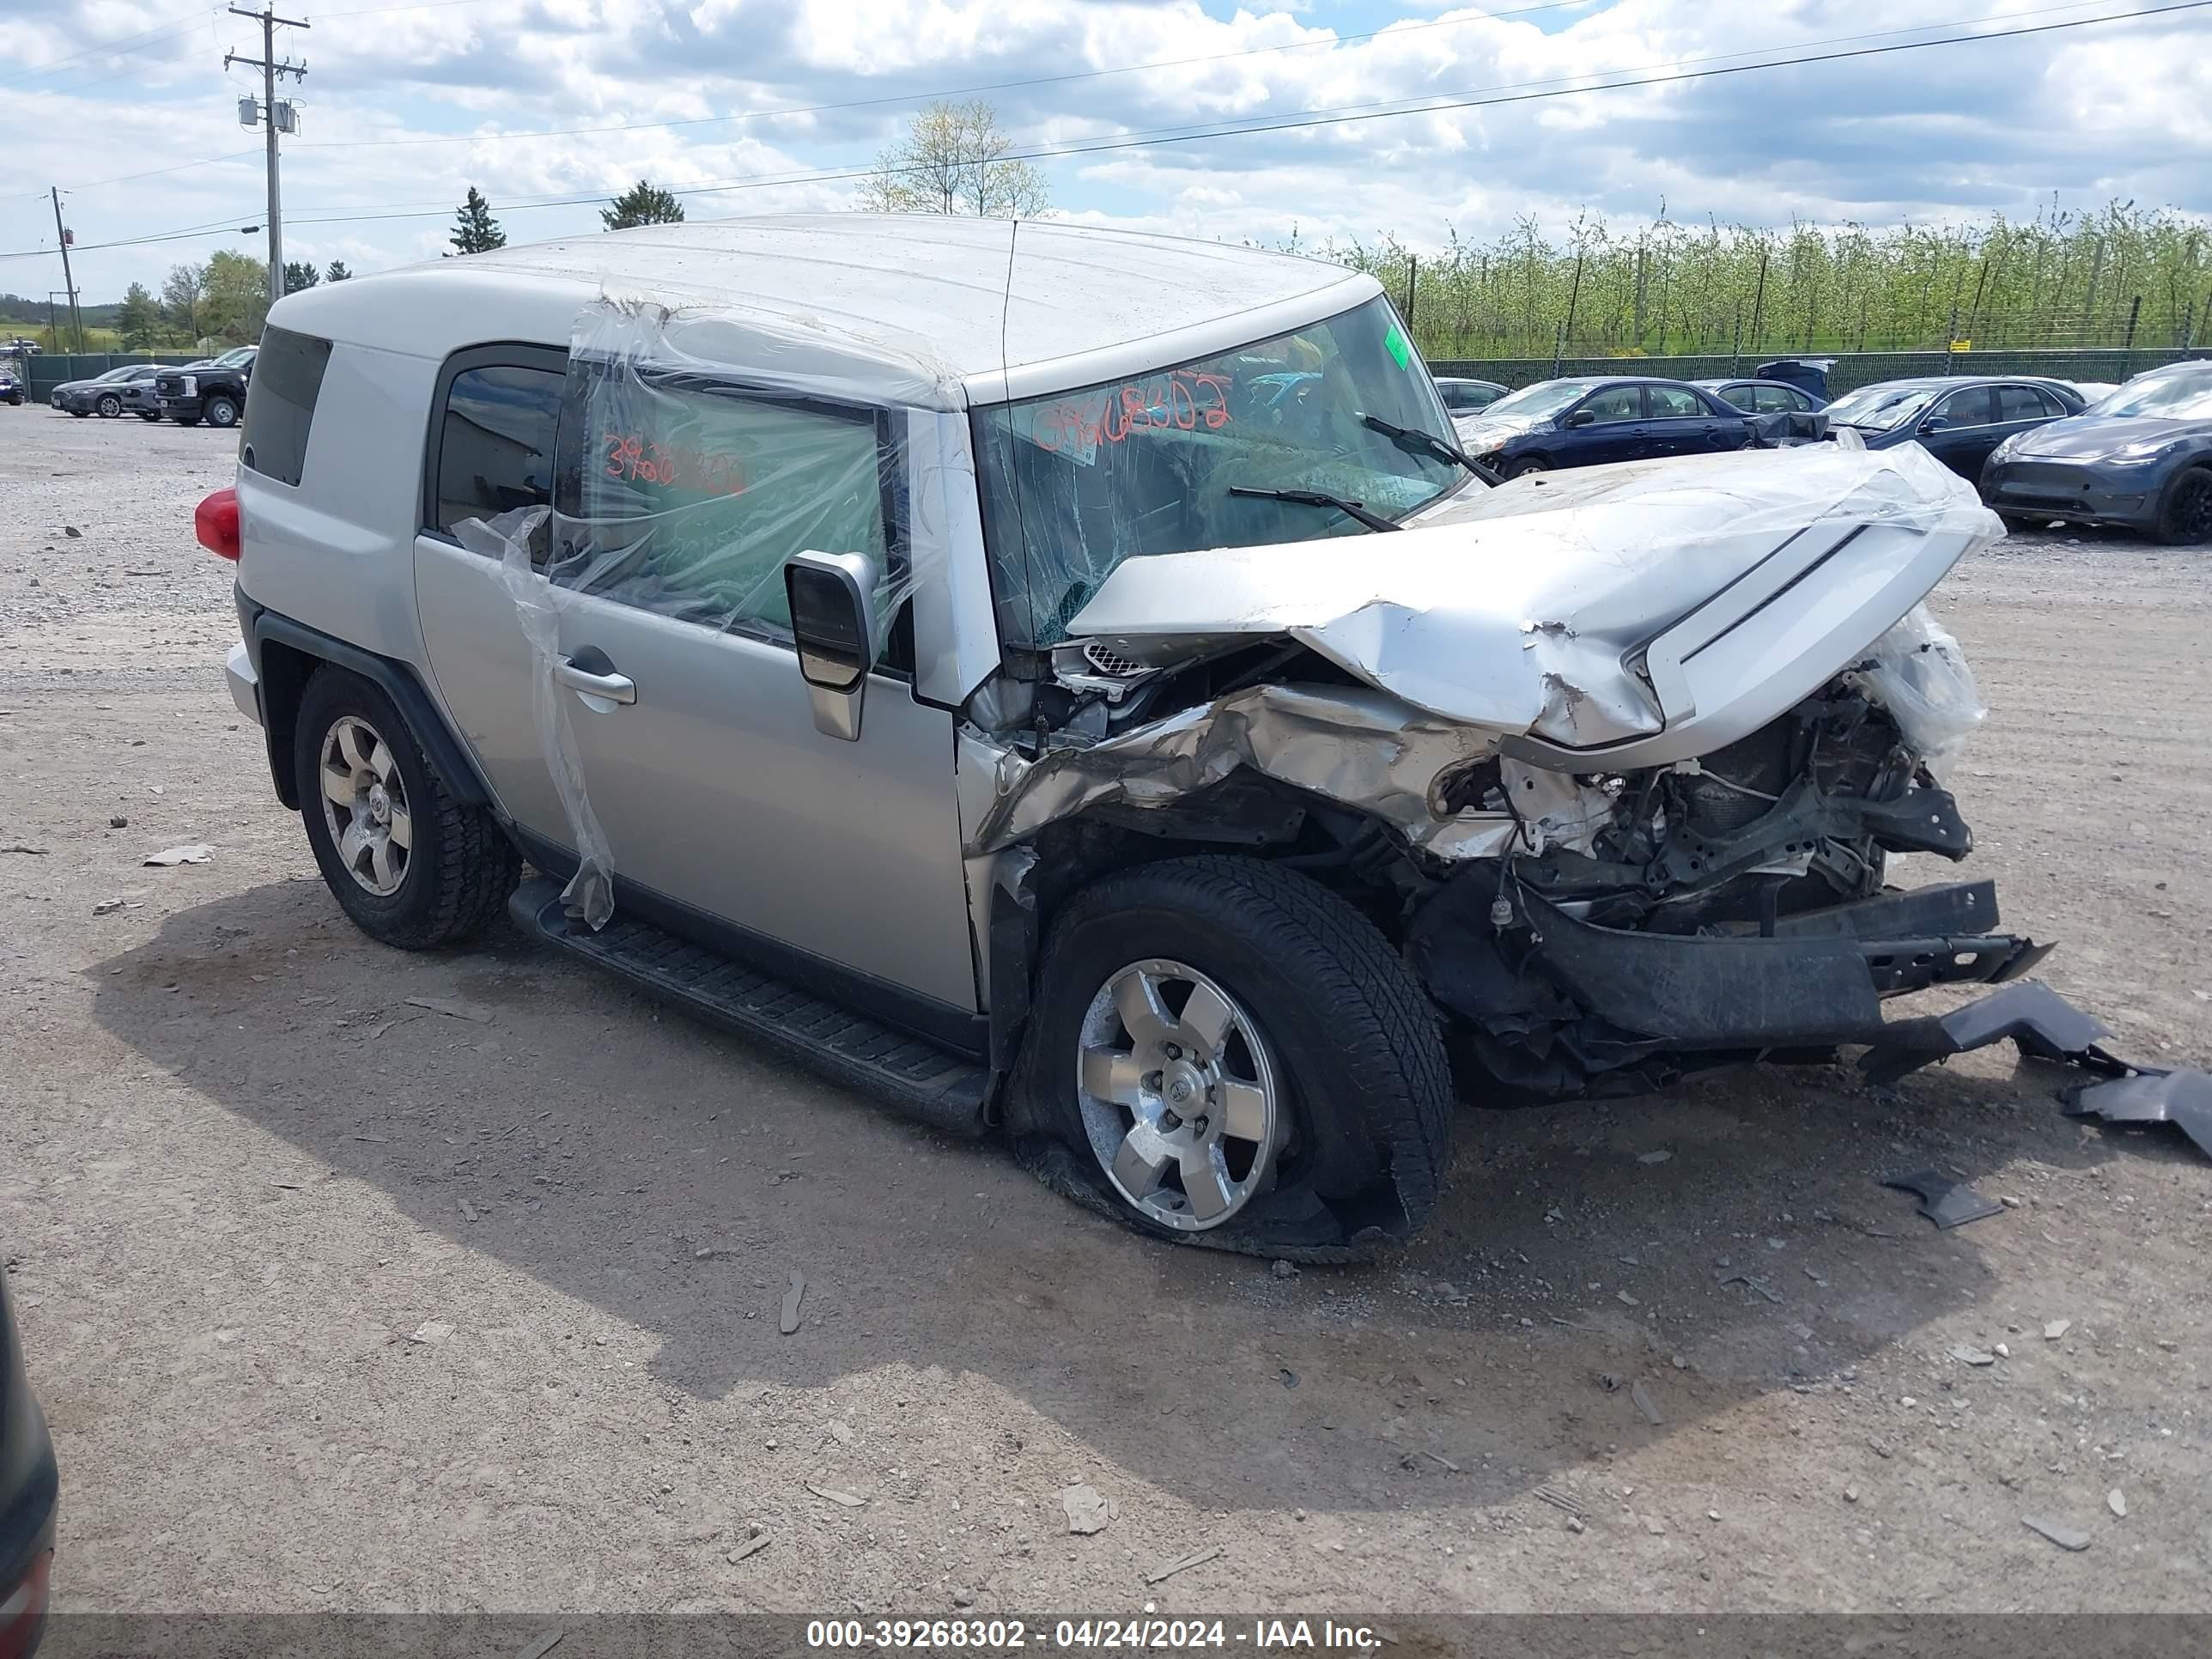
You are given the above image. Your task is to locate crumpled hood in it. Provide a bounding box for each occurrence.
[1451,410,1551,451]
[2008,413,2212,460]
[1067,442,1999,767]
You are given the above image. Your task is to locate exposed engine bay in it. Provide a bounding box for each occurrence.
[956,445,2048,1102]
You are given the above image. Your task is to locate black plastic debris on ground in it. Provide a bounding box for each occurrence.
[2063,1067,2212,1160]
[1859,979,2212,1164]
[1859,981,2129,1085]
[1882,1169,2005,1230]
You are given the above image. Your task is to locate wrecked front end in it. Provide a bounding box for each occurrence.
[966,443,2045,1102]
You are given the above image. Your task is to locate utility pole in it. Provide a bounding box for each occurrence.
[49,188,84,353]
[226,4,308,309]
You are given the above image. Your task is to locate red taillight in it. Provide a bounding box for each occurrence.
[195,486,240,562]
[0,1550,51,1659]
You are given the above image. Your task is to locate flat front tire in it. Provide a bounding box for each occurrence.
[293,666,519,950]
[1009,855,1453,1259]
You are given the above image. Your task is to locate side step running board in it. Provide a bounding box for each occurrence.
[507,878,992,1139]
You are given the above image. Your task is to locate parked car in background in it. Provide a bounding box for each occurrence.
[1821,376,2085,480]
[0,1264,58,1659]
[0,365,23,406]
[1753,357,1835,401]
[1451,375,1754,477]
[1694,376,1827,414]
[1980,359,2212,544]
[50,363,165,419]
[1434,375,1508,415]
[155,348,256,428]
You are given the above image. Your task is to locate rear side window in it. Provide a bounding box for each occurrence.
[1998,385,2061,421]
[240,325,331,487]
[434,364,564,532]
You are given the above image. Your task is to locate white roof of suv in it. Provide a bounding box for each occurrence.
[270,214,1380,410]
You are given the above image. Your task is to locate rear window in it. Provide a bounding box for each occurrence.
[241,327,331,487]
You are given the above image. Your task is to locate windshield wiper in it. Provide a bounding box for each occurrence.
[1227,485,1401,533]
[1360,412,1504,487]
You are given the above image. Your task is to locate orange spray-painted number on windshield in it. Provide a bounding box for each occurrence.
[1035,370,1233,453]
[603,432,747,497]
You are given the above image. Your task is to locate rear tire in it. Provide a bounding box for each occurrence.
[2155,467,2212,546]
[204,394,240,429]
[293,666,520,950]
[1009,855,1453,1260]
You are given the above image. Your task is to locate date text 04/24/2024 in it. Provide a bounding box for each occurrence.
[804,1618,1382,1650]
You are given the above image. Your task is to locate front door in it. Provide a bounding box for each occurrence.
[1563,383,1649,465]
[546,370,977,1012]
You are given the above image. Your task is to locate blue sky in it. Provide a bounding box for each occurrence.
[2,0,2207,302]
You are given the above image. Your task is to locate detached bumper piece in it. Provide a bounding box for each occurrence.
[1861,978,2212,1163]
[1411,871,2050,1098]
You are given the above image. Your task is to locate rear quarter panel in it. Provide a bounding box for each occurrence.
[237,341,441,676]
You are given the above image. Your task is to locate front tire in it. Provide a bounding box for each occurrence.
[1506,455,1550,479]
[2155,467,2212,546]
[138,410,161,422]
[293,666,519,950]
[204,394,240,429]
[1009,856,1452,1259]
[96,393,121,417]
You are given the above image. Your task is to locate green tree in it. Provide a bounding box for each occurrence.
[115,282,160,350]
[283,260,320,295]
[860,100,1048,218]
[450,186,507,254]
[325,260,352,283]
[161,262,204,340]
[600,179,684,231]
[200,248,270,343]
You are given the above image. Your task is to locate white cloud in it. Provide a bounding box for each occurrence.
[1,0,2206,300]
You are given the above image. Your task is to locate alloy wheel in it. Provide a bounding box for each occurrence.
[1075,958,1285,1231]
[318,714,413,896]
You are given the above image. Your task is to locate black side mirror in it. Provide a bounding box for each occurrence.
[1564,409,1596,428]
[784,551,878,741]
[1918,416,1948,434]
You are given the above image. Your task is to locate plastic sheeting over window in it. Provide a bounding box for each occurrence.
[453,295,975,929]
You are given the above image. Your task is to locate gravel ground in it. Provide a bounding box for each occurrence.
[2,406,2208,1617]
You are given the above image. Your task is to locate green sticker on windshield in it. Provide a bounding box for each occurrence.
[1383,321,1413,371]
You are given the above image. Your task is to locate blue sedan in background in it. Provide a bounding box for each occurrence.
[1451,376,1755,477]
[1820,376,2085,479]
[1693,377,1828,414]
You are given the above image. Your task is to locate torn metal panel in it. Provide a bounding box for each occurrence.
[2063,1068,2212,1161]
[1859,980,2123,1085]
[958,681,1560,860]
[1066,443,2000,769]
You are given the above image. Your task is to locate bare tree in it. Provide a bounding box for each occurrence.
[860,100,1048,219]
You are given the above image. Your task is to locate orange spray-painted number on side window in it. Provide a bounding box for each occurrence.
[603,432,747,497]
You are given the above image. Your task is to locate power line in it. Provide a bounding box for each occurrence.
[7,0,2205,260]
[0,4,220,88]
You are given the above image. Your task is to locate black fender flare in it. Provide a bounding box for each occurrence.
[243,599,492,811]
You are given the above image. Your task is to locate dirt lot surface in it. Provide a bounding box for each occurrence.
[2,408,2208,1617]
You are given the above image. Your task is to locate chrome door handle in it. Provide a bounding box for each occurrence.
[555,657,635,704]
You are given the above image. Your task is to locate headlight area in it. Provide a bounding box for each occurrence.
[1404,677,2046,1100]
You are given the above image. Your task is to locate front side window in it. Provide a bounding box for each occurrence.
[1936,387,1995,428]
[975,296,1460,649]
[1646,385,1705,419]
[556,371,891,640]
[1578,386,1644,423]
[433,364,563,534]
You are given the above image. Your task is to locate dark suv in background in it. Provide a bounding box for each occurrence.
[155,345,258,428]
